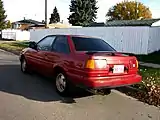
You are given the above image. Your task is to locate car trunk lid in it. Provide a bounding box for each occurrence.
[84,51,138,76]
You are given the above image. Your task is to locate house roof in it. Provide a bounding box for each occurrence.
[87,19,160,27]
[105,18,160,27]
[88,22,106,27]
[13,19,45,25]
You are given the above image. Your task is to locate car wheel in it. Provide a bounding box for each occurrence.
[55,72,70,96]
[21,58,29,73]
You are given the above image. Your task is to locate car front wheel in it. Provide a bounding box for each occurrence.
[21,58,29,73]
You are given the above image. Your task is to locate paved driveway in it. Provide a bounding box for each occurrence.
[0,49,159,120]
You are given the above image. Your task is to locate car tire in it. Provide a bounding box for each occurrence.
[55,71,71,96]
[21,57,29,73]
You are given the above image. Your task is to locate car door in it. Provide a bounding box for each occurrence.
[44,35,71,76]
[33,35,56,75]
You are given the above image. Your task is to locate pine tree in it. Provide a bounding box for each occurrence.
[49,6,60,24]
[0,0,7,30]
[68,0,98,26]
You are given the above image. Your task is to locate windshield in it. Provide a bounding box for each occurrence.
[71,37,116,52]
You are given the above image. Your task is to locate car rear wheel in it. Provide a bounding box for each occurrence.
[55,72,70,96]
[21,58,29,73]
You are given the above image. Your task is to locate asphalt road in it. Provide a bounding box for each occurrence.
[0,49,159,120]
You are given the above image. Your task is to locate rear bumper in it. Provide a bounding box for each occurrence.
[81,74,142,89]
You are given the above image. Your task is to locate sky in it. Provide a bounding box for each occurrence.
[3,0,160,23]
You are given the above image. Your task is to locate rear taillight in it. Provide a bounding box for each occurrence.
[95,60,107,69]
[129,59,138,69]
[86,59,107,69]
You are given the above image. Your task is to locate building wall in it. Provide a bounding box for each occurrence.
[20,23,30,30]
[148,27,160,53]
[12,23,30,30]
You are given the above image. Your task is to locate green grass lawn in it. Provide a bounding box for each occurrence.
[134,66,160,90]
[0,41,29,54]
[136,51,160,64]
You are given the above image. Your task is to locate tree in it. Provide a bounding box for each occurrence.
[49,6,60,24]
[106,1,152,21]
[0,0,7,30]
[68,0,98,26]
[5,20,11,29]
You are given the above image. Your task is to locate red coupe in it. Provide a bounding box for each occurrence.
[20,35,142,96]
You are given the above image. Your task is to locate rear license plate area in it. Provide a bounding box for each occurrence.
[113,65,124,74]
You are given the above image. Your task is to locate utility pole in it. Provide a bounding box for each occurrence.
[45,0,47,28]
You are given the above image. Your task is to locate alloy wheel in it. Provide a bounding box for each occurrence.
[56,73,67,93]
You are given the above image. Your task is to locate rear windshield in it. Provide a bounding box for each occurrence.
[72,37,116,51]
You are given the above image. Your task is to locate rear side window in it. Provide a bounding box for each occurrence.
[52,36,70,54]
[71,37,116,51]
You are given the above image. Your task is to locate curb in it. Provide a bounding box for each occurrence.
[113,89,160,109]
[116,86,160,108]
[116,86,142,94]
[139,61,160,69]
[0,48,20,56]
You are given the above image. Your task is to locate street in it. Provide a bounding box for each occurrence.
[0,49,159,120]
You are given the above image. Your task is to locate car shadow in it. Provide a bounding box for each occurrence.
[0,64,93,103]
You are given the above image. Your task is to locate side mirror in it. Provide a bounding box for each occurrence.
[29,41,37,49]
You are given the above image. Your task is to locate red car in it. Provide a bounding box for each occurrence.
[20,35,142,96]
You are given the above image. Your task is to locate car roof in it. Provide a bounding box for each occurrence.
[46,34,99,39]
[70,35,97,38]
